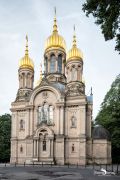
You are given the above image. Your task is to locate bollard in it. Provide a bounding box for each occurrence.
[77,163,78,168]
[33,162,34,167]
[68,162,69,168]
[5,162,6,167]
[51,162,52,167]
[24,162,25,167]
[42,162,43,167]
[111,164,113,172]
[116,164,119,174]
[100,164,101,170]
[106,164,107,171]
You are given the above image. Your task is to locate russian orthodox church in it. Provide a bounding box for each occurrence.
[10,12,111,165]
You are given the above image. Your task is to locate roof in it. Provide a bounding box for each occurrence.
[92,125,111,141]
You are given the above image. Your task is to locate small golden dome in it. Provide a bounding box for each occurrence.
[19,36,34,70]
[45,9,66,52]
[67,26,83,61]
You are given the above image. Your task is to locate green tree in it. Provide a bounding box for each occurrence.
[82,0,120,53]
[0,114,11,162]
[95,74,120,163]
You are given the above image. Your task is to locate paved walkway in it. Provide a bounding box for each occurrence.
[0,165,119,180]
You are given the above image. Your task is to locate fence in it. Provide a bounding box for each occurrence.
[0,162,120,174]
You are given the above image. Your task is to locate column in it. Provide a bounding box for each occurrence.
[33,140,36,157]
[51,139,53,158]
[48,58,50,73]
[59,107,60,134]
[35,140,37,157]
[37,140,38,157]
[38,139,41,161]
[60,106,64,134]
[50,139,51,157]
[24,73,27,88]
[33,140,34,157]
[62,57,64,74]
[56,57,58,72]
[56,107,59,134]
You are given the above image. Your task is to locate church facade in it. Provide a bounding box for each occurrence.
[10,13,111,165]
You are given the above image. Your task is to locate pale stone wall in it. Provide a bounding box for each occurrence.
[10,139,18,163]
[55,137,64,164]
[93,139,111,164]
[86,104,92,138]
[10,80,111,165]
[86,140,92,164]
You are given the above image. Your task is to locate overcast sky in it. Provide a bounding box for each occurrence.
[0,0,119,118]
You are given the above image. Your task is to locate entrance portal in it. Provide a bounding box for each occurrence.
[33,127,54,164]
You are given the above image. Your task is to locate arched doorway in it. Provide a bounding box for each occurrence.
[33,127,54,164]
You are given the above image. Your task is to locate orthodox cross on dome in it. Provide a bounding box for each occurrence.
[25,35,29,56]
[54,6,56,16]
[73,25,77,48]
[53,7,58,34]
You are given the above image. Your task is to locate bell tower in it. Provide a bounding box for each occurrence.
[43,8,66,84]
[16,36,34,101]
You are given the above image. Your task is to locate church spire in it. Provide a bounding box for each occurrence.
[25,35,29,56]
[19,35,34,70]
[53,7,58,34]
[67,25,83,61]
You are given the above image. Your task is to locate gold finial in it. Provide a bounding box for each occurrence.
[53,7,58,34]
[73,25,77,47]
[25,35,29,56]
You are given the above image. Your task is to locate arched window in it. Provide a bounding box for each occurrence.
[38,106,42,123]
[71,116,76,128]
[43,103,49,122]
[43,140,46,151]
[20,119,24,130]
[49,106,53,122]
[44,57,48,73]
[58,54,62,73]
[38,103,53,124]
[50,54,56,73]
[71,67,76,81]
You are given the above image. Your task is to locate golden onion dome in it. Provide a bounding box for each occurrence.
[19,36,34,70]
[45,8,66,52]
[67,26,83,61]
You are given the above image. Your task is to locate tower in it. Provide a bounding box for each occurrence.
[43,8,66,84]
[66,26,85,96]
[16,36,34,101]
